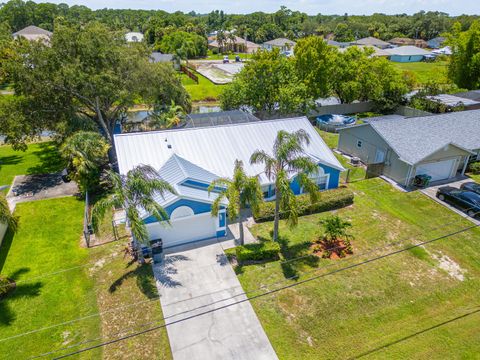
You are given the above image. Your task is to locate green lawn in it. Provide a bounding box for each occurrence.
[237,179,480,359]
[0,141,64,187]
[392,61,449,86]
[0,197,171,359]
[467,172,480,183]
[180,72,225,102]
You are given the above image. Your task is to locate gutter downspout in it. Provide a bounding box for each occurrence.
[461,156,469,175]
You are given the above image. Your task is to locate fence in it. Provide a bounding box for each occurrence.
[83,191,91,247]
[180,65,199,84]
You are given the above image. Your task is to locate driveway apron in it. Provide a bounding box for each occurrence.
[153,239,278,360]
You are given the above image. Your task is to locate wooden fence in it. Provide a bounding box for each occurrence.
[180,65,199,84]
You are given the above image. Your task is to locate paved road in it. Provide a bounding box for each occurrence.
[153,239,278,360]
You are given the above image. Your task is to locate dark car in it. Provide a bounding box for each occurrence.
[436,186,480,218]
[460,182,480,195]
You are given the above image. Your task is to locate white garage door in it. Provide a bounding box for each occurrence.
[415,159,456,182]
[146,212,217,248]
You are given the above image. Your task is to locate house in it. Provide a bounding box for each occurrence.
[114,117,344,248]
[427,37,446,49]
[337,110,480,187]
[125,32,144,43]
[339,45,391,57]
[454,90,480,103]
[262,38,296,52]
[385,46,432,62]
[389,37,428,48]
[208,35,260,54]
[327,39,351,48]
[352,36,391,49]
[432,46,452,55]
[150,52,174,63]
[12,25,52,42]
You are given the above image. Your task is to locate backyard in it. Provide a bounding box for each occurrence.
[0,197,171,359]
[180,71,224,102]
[392,60,449,86]
[234,179,480,359]
[0,141,63,187]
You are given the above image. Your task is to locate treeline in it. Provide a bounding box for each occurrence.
[1,1,479,45]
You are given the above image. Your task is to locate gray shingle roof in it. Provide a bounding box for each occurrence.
[368,110,480,164]
[353,37,390,47]
[385,46,431,56]
[263,38,296,47]
[13,25,52,36]
[454,90,480,102]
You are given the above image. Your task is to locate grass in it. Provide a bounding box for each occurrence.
[466,172,480,183]
[236,178,480,359]
[0,197,171,359]
[0,141,64,187]
[316,128,366,182]
[180,72,225,102]
[392,60,449,86]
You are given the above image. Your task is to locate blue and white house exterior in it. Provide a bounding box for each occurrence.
[385,45,432,62]
[114,117,344,248]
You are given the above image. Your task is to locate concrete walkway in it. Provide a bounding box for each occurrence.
[153,239,278,360]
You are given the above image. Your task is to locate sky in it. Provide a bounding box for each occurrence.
[35,0,480,16]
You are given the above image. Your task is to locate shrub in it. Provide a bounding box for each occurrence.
[254,187,354,222]
[0,275,15,298]
[235,242,281,262]
[469,162,480,175]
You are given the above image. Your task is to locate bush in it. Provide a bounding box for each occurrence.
[254,187,354,222]
[235,242,281,262]
[469,162,480,175]
[0,275,15,298]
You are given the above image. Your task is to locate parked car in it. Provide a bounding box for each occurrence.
[460,182,480,195]
[223,55,229,64]
[436,186,480,218]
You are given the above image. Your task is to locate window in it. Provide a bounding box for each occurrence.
[357,140,363,148]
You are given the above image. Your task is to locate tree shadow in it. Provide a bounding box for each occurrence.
[26,142,64,175]
[0,228,16,272]
[0,267,43,326]
[108,262,159,299]
[0,155,22,174]
[153,255,189,289]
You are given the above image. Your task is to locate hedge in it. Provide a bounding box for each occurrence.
[235,242,281,262]
[254,187,354,222]
[469,162,480,175]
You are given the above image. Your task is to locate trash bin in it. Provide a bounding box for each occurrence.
[150,238,163,263]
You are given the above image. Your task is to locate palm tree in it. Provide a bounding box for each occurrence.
[208,160,263,245]
[320,215,353,247]
[149,101,185,129]
[91,165,176,257]
[0,193,17,233]
[250,130,320,242]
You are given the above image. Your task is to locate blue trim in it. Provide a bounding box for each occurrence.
[216,230,226,237]
[144,198,213,224]
[219,212,226,227]
[289,163,340,195]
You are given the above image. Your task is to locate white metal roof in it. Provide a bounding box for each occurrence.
[115,117,344,186]
[385,46,431,56]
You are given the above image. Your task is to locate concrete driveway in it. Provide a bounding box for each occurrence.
[421,178,480,225]
[153,239,278,360]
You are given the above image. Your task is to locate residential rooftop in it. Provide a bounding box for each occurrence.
[385,45,432,56]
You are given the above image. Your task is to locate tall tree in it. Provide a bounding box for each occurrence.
[208,160,263,245]
[92,165,176,252]
[448,21,480,90]
[250,130,319,242]
[220,49,312,117]
[294,36,334,99]
[2,21,189,152]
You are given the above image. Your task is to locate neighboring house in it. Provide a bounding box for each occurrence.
[424,94,480,111]
[114,117,344,247]
[185,110,260,128]
[432,46,452,55]
[327,39,351,48]
[352,36,391,49]
[339,45,391,57]
[262,38,297,52]
[385,46,432,62]
[454,90,480,103]
[150,52,174,63]
[427,37,446,49]
[125,32,144,42]
[337,110,480,187]
[12,25,52,42]
[389,37,428,48]
[208,35,260,54]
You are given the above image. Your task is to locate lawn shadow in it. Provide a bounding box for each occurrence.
[153,255,189,289]
[108,262,159,299]
[259,232,319,280]
[0,155,22,174]
[0,228,15,272]
[0,267,43,326]
[26,142,64,175]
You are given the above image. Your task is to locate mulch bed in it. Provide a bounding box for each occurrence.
[0,277,17,299]
[311,238,353,259]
